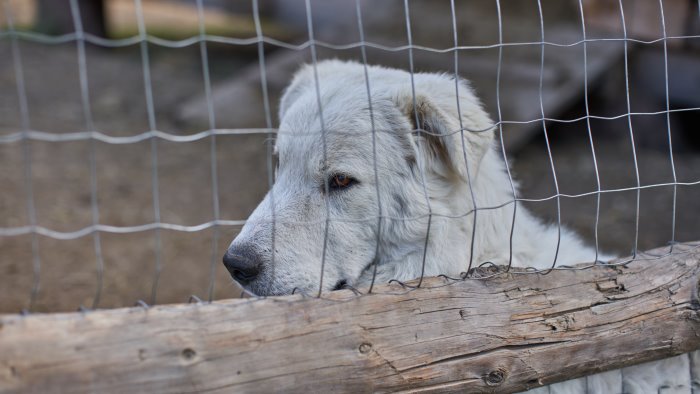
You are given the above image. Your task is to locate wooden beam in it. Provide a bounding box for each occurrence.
[1,243,699,393]
[36,0,106,37]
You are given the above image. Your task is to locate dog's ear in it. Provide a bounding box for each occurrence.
[395,78,495,182]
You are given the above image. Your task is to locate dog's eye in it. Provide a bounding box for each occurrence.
[329,174,356,190]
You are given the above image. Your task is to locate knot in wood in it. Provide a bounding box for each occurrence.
[544,315,573,331]
[181,348,196,360]
[359,343,372,354]
[596,279,626,294]
[483,368,507,386]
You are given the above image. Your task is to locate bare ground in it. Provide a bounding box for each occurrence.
[0,41,268,312]
[1,4,699,313]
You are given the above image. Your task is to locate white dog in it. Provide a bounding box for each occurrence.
[223,59,603,296]
[223,60,692,394]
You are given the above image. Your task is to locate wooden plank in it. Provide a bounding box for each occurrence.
[105,0,291,41]
[1,243,699,393]
[35,0,106,37]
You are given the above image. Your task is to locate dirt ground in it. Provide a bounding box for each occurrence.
[0,41,270,312]
[1,2,699,313]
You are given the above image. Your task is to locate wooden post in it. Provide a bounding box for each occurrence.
[1,243,699,393]
[35,0,106,37]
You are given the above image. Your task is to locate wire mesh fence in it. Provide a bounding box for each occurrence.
[0,1,700,307]
[1,0,700,392]
[0,0,699,310]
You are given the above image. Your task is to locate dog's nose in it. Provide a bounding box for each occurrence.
[222,247,262,284]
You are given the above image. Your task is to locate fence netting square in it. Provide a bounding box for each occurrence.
[0,0,699,315]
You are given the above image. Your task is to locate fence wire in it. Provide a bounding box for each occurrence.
[2,2,700,391]
[0,0,699,312]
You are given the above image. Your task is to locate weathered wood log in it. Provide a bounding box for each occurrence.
[1,243,699,393]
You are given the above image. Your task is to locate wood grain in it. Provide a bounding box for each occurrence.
[1,244,699,393]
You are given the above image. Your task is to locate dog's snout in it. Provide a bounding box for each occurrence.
[223,247,262,285]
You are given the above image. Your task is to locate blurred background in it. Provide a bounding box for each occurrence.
[1,0,699,313]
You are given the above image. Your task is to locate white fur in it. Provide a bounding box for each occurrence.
[225,60,690,393]
[228,59,604,295]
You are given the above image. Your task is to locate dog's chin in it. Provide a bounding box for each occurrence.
[239,283,287,297]
[235,277,357,297]
[235,280,317,297]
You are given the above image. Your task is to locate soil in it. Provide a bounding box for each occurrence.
[1,2,698,313]
[0,41,267,312]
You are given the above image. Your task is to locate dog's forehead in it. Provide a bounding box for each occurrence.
[282,88,375,130]
[276,91,405,162]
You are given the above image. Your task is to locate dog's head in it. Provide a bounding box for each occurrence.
[223,60,495,295]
